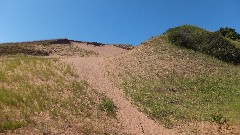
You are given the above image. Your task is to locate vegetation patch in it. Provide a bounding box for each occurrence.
[0,41,97,57]
[98,98,116,117]
[107,35,240,133]
[0,44,49,56]
[0,121,25,132]
[122,71,240,127]
[0,55,118,134]
[165,25,240,64]
[215,27,240,41]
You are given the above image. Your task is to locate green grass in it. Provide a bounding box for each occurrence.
[0,121,25,132]
[0,71,7,81]
[0,87,23,107]
[0,55,116,134]
[98,98,116,117]
[109,36,240,129]
[123,70,240,127]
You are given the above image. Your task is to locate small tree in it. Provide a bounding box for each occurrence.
[216,27,240,40]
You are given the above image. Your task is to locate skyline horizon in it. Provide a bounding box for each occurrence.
[1,0,239,45]
[1,24,239,45]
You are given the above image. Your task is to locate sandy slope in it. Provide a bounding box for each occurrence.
[63,42,180,135]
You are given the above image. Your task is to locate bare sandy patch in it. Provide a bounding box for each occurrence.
[63,43,180,135]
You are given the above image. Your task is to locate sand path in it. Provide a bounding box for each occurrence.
[63,42,179,135]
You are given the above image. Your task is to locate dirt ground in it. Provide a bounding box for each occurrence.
[62,42,180,135]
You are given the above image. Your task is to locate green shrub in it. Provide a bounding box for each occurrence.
[165,25,240,64]
[215,27,240,41]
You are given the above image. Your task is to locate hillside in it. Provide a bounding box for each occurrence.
[0,42,123,134]
[1,40,175,135]
[106,30,240,134]
[0,39,97,57]
[0,39,134,57]
[1,26,240,134]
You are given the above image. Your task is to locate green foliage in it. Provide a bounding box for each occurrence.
[216,27,240,40]
[210,114,227,124]
[0,121,25,132]
[165,25,240,64]
[98,98,116,116]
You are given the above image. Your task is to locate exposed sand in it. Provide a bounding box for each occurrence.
[62,42,179,135]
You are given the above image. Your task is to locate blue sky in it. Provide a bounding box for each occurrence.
[0,0,239,45]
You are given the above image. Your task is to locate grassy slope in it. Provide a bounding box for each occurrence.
[165,25,240,64]
[0,55,117,133]
[0,42,97,57]
[107,36,240,133]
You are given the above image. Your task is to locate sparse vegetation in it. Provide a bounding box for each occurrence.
[1,27,240,134]
[0,41,98,57]
[46,43,98,57]
[0,55,117,134]
[112,44,135,50]
[107,35,240,133]
[0,44,49,56]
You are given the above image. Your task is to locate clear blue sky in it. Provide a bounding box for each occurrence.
[0,0,239,45]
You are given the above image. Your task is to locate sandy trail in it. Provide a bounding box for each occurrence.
[63,43,179,135]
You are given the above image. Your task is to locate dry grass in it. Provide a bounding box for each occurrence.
[0,55,119,134]
[106,36,240,134]
[0,42,98,57]
[42,44,98,57]
[232,40,240,48]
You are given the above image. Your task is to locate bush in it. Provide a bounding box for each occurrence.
[216,27,240,41]
[165,25,240,64]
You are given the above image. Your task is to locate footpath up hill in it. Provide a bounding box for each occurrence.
[0,39,178,135]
